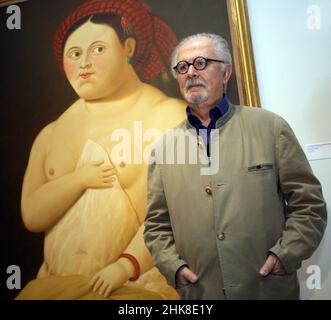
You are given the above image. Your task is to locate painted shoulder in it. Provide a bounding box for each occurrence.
[55,99,85,121]
[142,84,187,128]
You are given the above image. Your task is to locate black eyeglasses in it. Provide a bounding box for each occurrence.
[173,56,224,74]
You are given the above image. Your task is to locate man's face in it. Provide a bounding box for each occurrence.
[176,37,232,107]
[63,20,127,101]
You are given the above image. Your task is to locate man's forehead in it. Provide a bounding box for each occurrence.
[178,37,214,60]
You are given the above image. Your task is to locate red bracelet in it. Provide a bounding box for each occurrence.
[119,253,141,281]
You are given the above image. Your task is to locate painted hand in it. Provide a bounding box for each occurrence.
[89,261,129,298]
[75,159,116,189]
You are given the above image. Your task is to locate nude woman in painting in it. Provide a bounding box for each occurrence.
[17,0,185,299]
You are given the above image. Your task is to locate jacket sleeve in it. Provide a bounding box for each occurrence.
[143,148,187,288]
[269,116,327,273]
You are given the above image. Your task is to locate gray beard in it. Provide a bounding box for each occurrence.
[185,91,209,105]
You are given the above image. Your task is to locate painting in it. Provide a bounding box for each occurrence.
[0,0,259,299]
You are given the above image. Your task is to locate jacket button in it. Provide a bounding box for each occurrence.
[205,186,213,195]
[218,232,225,241]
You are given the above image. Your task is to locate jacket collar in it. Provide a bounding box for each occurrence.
[183,101,236,131]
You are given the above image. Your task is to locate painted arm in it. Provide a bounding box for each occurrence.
[89,171,158,297]
[90,224,155,297]
[90,153,186,297]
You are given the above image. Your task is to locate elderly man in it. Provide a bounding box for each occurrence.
[143,33,327,300]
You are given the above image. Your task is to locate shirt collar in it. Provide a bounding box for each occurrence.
[186,95,229,128]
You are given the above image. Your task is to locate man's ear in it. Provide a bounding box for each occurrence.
[124,37,136,59]
[223,64,233,85]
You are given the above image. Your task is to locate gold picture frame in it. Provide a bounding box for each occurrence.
[227,0,260,107]
[0,0,28,8]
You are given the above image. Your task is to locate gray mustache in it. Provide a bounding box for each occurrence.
[185,79,208,91]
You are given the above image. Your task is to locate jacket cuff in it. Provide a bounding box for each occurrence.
[165,259,188,288]
[269,241,302,274]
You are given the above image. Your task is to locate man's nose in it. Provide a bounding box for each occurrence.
[80,52,92,69]
[187,64,198,77]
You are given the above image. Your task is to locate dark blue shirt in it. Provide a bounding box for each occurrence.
[186,95,229,155]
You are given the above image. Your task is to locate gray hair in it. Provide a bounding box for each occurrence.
[171,33,233,78]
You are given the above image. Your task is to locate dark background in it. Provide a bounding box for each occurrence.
[0,0,239,299]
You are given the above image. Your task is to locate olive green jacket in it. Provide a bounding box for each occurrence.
[143,104,327,300]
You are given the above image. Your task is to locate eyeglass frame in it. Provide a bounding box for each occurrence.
[173,56,225,74]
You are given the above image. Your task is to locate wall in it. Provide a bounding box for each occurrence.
[247,0,331,299]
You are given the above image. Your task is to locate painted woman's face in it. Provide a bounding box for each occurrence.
[63,20,127,100]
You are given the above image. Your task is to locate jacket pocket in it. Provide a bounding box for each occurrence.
[261,272,300,299]
[247,163,273,173]
[176,283,194,300]
[176,282,207,300]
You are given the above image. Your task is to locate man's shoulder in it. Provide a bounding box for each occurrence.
[172,118,189,130]
[232,104,282,123]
